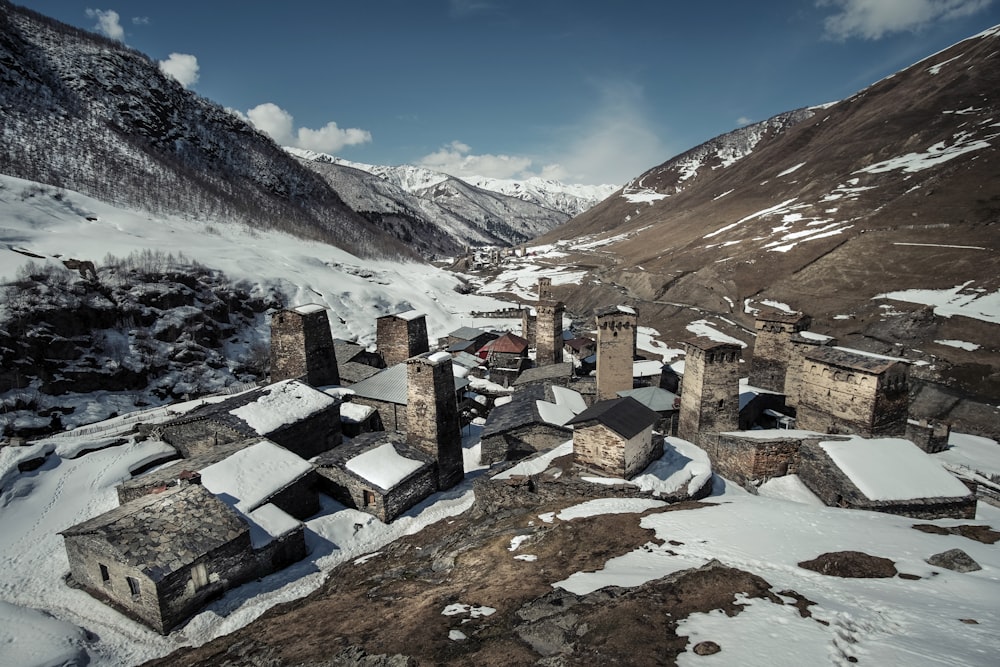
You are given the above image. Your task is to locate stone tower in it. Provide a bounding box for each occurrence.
[535,300,565,367]
[748,310,812,393]
[537,277,553,301]
[377,310,429,367]
[521,307,537,348]
[677,338,741,448]
[595,305,637,401]
[270,304,339,387]
[406,351,463,490]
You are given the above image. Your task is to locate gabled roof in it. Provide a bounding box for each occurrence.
[513,362,574,386]
[61,485,247,581]
[315,431,433,493]
[480,332,529,355]
[482,385,570,438]
[449,326,492,341]
[567,396,660,439]
[349,363,471,405]
[200,440,312,513]
[617,386,678,412]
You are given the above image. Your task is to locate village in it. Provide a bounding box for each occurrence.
[56,277,983,635]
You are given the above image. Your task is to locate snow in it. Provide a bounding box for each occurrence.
[875,281,1000,324]
[535,400,576,427]
[395,309,424,321]
[549,386,587,415]
[686,319,748,347]
[492,441,573,479]
[427,350,452,363]
[757,475,825,505]
[820,437,971,501]
[935,339,981,351]
[228,380,339,435]
[856,131,992,174]
[776,162,806,177]
[245,503,300,548]
[630,437,713,497]
[798,330,833,342]
[0,600,90,667]
[339,401,375,423]
[200,440,312,512]
[621,189,668,203]
[441,603,496,618]
[935,432,1000,479]
[292,303,326,314]
[555,497,667,522]
[345,443,424,490]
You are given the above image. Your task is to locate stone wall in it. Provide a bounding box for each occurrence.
[266,405,342,459]
[352,397,402,432]
[748,312,810,393]
[797,356,908,437]
[711,433,803,486]
[595,308,637,401]
[316,464,437,523]
[677,340,740,449]
[535,301,565,367]
[406,354,463,489]
[264,471,320,520]
[160,418,246,459]
[480,424,572,466]
[906,420,951,454]
[377,313,429,367]
[521,310,537,348]
[573,424,660,479]
[270,308,339,387]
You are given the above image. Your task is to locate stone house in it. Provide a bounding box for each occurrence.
[796,436,976,519]
[61,483,305,634]
[153,379,342,460]
[906,419,952,453]
[632,359,665,389]
[480,384,574,465]
[512,361,575,390]
[568,396,662,479]
[708,430,825,486]
[117,441,247,504]
[444,326,497,353]
[563,336,596,360]
[796,347,909,437]
[270,304,339,387]
[315,431,437,523]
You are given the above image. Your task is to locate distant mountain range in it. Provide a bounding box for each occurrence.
[287,149,616,257]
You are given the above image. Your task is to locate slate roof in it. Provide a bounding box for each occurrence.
[338,361,383,385]
[804,346,907,374]
[62,484,247,582]
[334,340,366,364]
[683,337,742,352]
[755,309,809,324]
[449,326,491,341]
[482,385,570,438]
[348,363,470,405]
[513,362,574,386]
[177,380,337,436]
[567,396,660,439]
[616,386,679,412]
[595,304,637,317]
[116,441,248,496]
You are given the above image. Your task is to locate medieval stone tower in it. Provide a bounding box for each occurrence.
[678,338,741,448]
[595,305,637,401]
[748,310,812,393]
[535,301,565,367]
[406,351,463,490]
[521,307,537,348]
[377,310,429,367]
[270,304,339,387]
[537,277,553,301]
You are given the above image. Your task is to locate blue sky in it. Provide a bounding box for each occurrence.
[16,0,1000,185]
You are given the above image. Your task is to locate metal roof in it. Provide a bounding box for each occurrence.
[348,363,470,405]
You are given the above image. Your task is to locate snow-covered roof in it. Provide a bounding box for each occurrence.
[245,503,300,549]
[200,440,313,512]
[340,401,375,423]
[228,380,339,435]
[536,400,577,427]
[550,385,587,415]
[345,442,426,491]
[427,350,452,364]
[805,346,907,373]
[292,303,327,315]
[632,359,664,377]
[820,436,971,501]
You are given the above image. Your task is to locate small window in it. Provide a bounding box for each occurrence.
[99,563,110,584]
[191,563,209,591]
[126,576,141,598]
[363,490,376,506]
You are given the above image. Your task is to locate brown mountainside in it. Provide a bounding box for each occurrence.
[535,26,1000,435]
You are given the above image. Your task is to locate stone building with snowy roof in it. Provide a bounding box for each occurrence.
[796,347,909,437]
[314,431,437,523]
[61,483,305,634]
[796,436,976,519]
[568,396,662,479]
[153,379,342,460]
[334,340,384,386]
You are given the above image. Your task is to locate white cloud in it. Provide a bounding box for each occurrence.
[819,0,994,40]
[132,16,150,26]
[244,103,372,153]
[417,141,534,180]
[737,116,753,126]
[415,81,669,186]
[158,53,199,88]
[85,8,124,41]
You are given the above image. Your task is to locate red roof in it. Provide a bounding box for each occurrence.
[479,332,529,356]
